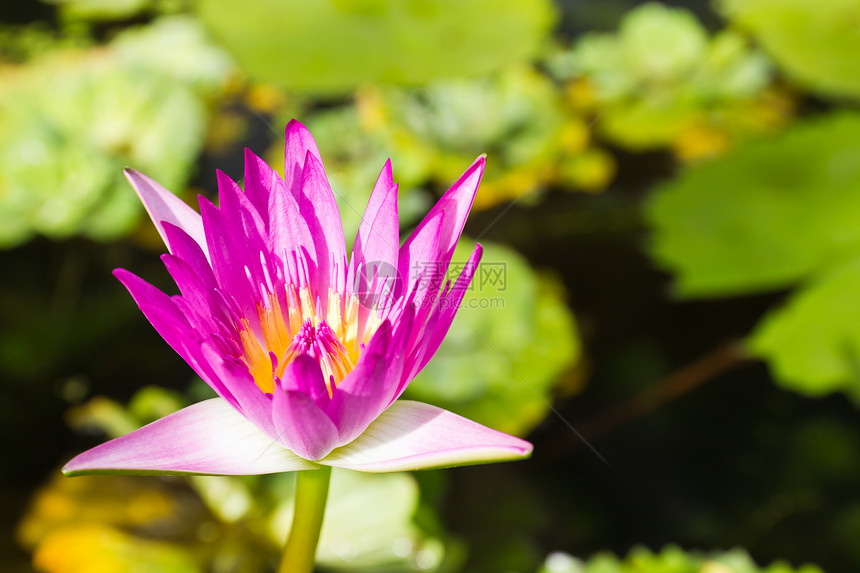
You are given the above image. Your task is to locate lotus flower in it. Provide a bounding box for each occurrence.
[64,121,532,476]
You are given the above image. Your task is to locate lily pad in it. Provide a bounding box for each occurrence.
[647,113,860,297]
[750,261,860,403]
[538,546,824,573]
[551,3,776,154]
[0,17,230,247]
[720,0,860,100]
[196,0,556,94]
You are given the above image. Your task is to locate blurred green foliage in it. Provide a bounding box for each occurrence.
[550,2,787,160]
[648,113,860,298]
[5,0,860,571]
[648,113,860,401]
[750,261,860,403]
[196,0,556,94]
[45,0,154,21]
[719,0,860,100]
[0,16,230,247]
[537,546,823,573]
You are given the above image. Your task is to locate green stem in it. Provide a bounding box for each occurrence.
[278,466,332,573]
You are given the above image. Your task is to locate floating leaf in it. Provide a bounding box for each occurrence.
[196,0,556,93]
[538,546,824,573]
[44,0,153,21]
[720,0,860,100]
[405,239,580,436]
[750,261,860,402]
[0,18,231,247]
[647,113,860,297]
[551,3,778,155]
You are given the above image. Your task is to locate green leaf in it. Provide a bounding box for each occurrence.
[551,3,774,152]
[196,0,556,94]
[0,17,230,247]
[537,546,824,573]
[750,260,860,402]
[647,113,860,297]
[405,239,580,436]
[720,0,860,100]
[44,0,152,21]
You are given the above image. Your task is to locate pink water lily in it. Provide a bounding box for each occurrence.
[63,120,532,476]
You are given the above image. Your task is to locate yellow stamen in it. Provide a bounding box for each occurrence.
[238,286,381,394]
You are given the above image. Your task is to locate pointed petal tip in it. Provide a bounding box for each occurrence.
[62,399,318,477]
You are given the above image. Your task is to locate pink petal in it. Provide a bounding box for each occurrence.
[326,321,403,445]
[112,269,240,411]
[397,155,484,307]
[321,400,532,472]
[272,357,339,461]
[284,119,323,195]
[245,150,315,273]
[349,160,400,286]
[123,168,209,260]
[407,244,484,381]
[242,148,278,222]
[297,152,348,296]
[63,399,317,476]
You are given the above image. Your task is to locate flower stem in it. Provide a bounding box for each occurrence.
[278,466,332,573]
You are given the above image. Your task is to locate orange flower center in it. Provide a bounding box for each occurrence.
[238,285,382,394]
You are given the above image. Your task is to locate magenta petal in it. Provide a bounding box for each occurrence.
[244,150,316,269]
[123,168,208,259]
[284,119,323,194]
[321,401,533,472]
[327,321,402,445]
[297,152,348,295]
[242,148,278,222]
[162,223,217,291]
[280,354,331,407]
[63,399,317,476]
[272,390,339,462]
[113,269,241,409]
[271,356,338,460]
[408,243,484,380]
[349,160,399,283]
[397,210,443,310]
[398,156,484,304]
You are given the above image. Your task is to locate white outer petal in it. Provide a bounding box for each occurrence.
[63,398,317,476]
[321,400,533,473]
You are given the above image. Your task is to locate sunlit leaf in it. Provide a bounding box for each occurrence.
[0,18,231,247]
[551,3,778,153]
[750,261,860,402]
[44,0,152,21]
[538,546,824,573]
[720,0,860,100]
[34,524,200,573]
[647,113,860,297]
[196,0,556,93]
